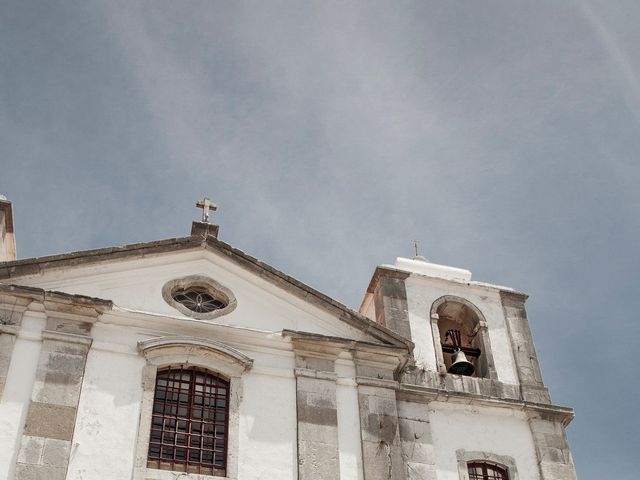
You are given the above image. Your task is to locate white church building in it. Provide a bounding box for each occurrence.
[0,196,577,480]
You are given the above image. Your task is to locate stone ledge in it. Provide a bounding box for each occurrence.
[294,367,338,381]
[41,330,92,346]
[356,376,400,390]
[0,324,19,335]
[396,383,575,425]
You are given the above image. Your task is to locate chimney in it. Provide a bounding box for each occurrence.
[0,195,16,262]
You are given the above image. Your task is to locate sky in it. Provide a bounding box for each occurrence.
[1,1,639,478]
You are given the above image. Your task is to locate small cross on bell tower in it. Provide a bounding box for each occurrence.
[191,196,220,238]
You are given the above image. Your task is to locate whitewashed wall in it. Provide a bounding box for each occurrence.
[66,345,146,479]
[429,402,540,480]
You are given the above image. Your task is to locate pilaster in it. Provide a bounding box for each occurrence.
[397,400,437,480]
[15,298,106,480]
[354,351,406,480]
[527,411,577,480]
[500,292,550,404]
[291,338,342,480]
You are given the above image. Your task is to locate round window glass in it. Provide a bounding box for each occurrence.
[171,287,228,313]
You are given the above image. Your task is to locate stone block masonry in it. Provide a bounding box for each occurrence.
[357,385,405,480]
[397,401,437,480]
[15,330,92,480]
[500,292,551,404]
[296,370,341,480]
[528,414,577,480]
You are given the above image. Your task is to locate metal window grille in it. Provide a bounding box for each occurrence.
[467,462,509,480]
[147,366,230,476]
[172,287,227,313]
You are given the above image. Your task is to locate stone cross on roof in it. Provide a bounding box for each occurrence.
[195,197,217,223]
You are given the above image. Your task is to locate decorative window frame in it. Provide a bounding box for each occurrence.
[134,336,253,480]
[430,295,497,379]
[456,450,519,480]
[162,276,237,320]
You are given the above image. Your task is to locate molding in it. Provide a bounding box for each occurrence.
[138,336,253,371]
[283,329,410,375]
[294,367,338,381]
[283,330,409,357]
[369,264,529,297]
[0,324,19,335]
[41,329,92,346]
[499,290,530,305]
[396,383,574,426]
[355,376,399,390]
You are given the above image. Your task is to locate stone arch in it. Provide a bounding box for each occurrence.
[430,295,497,379]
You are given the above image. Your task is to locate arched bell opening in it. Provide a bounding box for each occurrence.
[431,296,494,379]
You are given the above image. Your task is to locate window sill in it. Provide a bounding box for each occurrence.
[145,468,226,480]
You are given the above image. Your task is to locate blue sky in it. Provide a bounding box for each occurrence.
[2,1,639,478]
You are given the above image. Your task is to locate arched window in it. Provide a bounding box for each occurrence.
[467,462,509,480]
[147,366,230,476]
[135,336,252,480]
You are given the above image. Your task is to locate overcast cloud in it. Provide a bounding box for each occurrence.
[2,1,639,478]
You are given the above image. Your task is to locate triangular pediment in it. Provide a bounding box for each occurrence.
[0,236,410,348]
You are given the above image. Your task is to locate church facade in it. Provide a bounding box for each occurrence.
[0,197,577,480]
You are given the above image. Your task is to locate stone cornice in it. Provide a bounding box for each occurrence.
[283,330,409,357]
[283,329,410,375]
[366,264,529,298]
[396,383,574,426]
[41,329,93,346]
[0,283,112,311]
[499,289,530,305]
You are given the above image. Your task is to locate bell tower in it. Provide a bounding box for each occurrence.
[360,255,577,480]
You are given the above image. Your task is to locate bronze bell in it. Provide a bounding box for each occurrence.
[448,349,475,376]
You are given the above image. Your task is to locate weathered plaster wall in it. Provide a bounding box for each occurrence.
[237,372,297,480]
[429,402,540,480]
[404,276,519,384]
[65,346,145,479]
[65,319,303,480]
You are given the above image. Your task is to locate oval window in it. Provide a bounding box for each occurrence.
[171,287,227,313]
[162,276,237,320]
